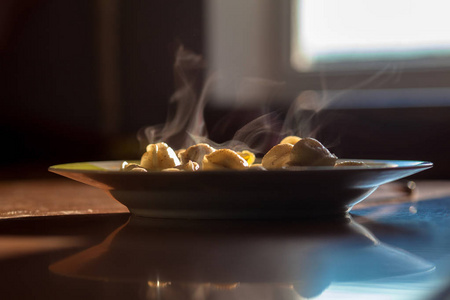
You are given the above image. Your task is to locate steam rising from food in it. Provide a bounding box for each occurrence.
[137,46,210,150]
[282,90,323,139]
[137,46,287,156]
[126,46,368,172]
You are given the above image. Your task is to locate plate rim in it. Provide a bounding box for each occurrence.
[48,159,433,175]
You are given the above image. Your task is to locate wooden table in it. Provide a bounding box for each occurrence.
[0,178,127,219]
[1,178,449,219]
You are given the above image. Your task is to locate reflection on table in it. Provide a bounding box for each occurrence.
[0,180,449,299]
[49,215,435,300]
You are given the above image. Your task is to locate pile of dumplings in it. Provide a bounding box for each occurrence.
[121,136,366,172]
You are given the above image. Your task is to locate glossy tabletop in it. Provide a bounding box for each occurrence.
[0,179,450,300]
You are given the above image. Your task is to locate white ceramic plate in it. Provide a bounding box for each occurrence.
[49,159,432,219]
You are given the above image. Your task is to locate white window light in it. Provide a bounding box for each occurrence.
[291,0,450,71]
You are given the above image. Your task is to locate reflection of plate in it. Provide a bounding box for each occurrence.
[49,216,435,299]
[48,159,432,219]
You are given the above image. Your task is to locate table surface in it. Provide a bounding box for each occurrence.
[0,178,450,300]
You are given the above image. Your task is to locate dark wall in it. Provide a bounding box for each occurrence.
[0,0,204,178]
[0,0,100,174]
[120,0,204,134]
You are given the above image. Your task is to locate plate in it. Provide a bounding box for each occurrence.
[48,159,432,219]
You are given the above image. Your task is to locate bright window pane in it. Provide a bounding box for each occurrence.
[292,0,450,71]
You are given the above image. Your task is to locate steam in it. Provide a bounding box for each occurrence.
[281,63,402,149]
[138,46,401,155]
[282,90,323,138]
[194,77,285,154]
[191,112,283,155]
[138,46,285,154]
[137,46,211,150]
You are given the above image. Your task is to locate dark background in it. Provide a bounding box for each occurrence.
[0,0,204,178]
[1,0,449,179]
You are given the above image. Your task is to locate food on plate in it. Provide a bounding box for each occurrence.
[335,161,368,167]
[237,150,256,166]
[179,143,215,165]
[121,136,366,172]
[140,142,181,171]
[178,160,200,171]
[162,161,200,172]
[261,144,293,170]
[280,135,301,145]
[248,164,265,170]
[289,137,337,167]
[121,162,148,172]
[202,149,249,170]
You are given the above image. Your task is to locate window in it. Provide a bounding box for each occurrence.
[206,0,450,105]
[292,0,450,72]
